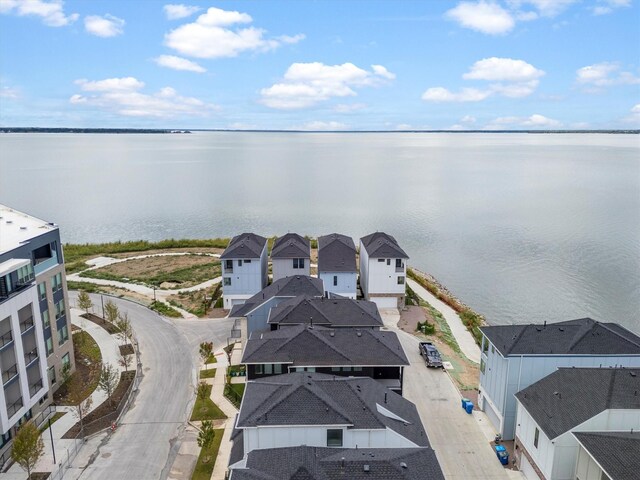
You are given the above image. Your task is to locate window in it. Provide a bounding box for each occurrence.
[55,299,65,320]
[264,364,273,375]
[482,338,489,353]
[38,283,47,301]
[378,258,385,262]
[62,353,70,369]
[255,364,263,375]
[274,364,282,374]
[396,259,402,268]
[39,393,48,405]
[353,366,362,372]
[480,358,486,374]
[491,345,495,354]
[58,324,68,345]
[48,366,56,385]
[397,276,405,285]
[51,273,62,292]
[387,259,390,265]
[224,277,231,286]
[46,337,53,356]
[293,258,305,269]
[244,259,251,263]
[42,310,50,329]
[327,429,343,447]
[534,427,539,448]
[17,264,34,284]
[238,260,242,267]
[225,260,233,270]
[333,276,338,286]
[331,367,340,372]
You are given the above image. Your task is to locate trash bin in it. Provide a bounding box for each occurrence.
[461,398,470,409]
[495,445,509,465]
[465,401,474,414]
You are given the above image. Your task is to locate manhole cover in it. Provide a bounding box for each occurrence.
[101,453,111,458]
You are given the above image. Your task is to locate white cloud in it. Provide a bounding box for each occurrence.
[163,4,200,20]
[576,62,640,90]
[445,1,515,35]
[70,76,217,118]
[623,103,640,125]
[333,103,367,113]
[460,115,477,124]
[153,55,206,73]
[463,57,545,82]
[260,62,395,109]
[422,87,491,102]
[590,0,631,15]
[507,0,578,17]
[164,6,303,59]
[84,14,125,37]
[0,86,19,99]
[423,57,543,102]
[0,0,78,26]
[485,113,562,129]
[295,121,348,131]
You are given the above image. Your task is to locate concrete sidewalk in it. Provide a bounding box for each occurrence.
[407,278,481,363]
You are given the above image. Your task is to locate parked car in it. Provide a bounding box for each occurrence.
[419,342,444,368]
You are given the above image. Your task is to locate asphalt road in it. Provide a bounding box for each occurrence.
[67,292,234,480]
[396,329,509,479]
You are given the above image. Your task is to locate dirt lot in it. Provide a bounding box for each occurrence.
[399,306,479,393]
[110,247,225,259]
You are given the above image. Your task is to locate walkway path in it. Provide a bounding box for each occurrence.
[407,278,481,363]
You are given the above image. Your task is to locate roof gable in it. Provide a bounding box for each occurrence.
[361,232,408,259]
[221,233,267,259]
[272,233,311,259]
[574,431,640,480]
[317,234,357,272]
[268,297,383,328]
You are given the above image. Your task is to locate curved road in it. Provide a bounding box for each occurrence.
[67,292,234,480]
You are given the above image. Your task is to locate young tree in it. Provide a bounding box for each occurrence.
[68,376,93,436]
[11,421,44,480]
[119,351,132,371]
[199,341,213,370]
[115,312,133,346]
[77,290,93,315]
[60,361,72,385]
[98,363,119,406]
[197,420,216,463]
[104,300,119,324]
[196,381,209,401]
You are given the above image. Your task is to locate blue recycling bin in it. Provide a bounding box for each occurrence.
[461,398,470,409]
[465,401,474,414]
[494,445,509,465]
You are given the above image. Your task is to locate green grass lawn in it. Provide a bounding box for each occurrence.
[224,383,245,409]
[191,428,224,480]
[199,369,216,379]
[190,385,227,421]
[205,354,217,365]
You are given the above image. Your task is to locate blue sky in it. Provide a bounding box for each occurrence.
[1,0,639,130]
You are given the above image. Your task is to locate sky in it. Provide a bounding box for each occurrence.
[1,0,639,130]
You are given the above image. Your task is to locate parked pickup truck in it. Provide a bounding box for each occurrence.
[419,342,444,368]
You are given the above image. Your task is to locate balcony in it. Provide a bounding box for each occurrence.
[6,397,23,417]
[29,380,43,397]
[34,252,58,276]
[24,348,39,366]
[2,364,18,385]
[20,316,34,334]
[0,331,13,349]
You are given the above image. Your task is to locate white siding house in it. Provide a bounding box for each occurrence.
[573,431,639,480]
[317,234,357,299]
[221,234,268,310]
[271,234,310,281]
[478,318,640,440]
[359,232,408,310]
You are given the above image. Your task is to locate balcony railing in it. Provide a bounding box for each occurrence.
[6,397,23,417]
[0,331,13,348]
[29,379,43,397]
[24,348,39,365]
[20,316,34,333]
[2,364,18,385]
[34,253,58,275]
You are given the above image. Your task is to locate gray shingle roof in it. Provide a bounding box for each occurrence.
[237,372,429,447]
[272,233,311,259]
[515,367,640,439]
[242,324,409,367]
[317,234,357,272]
[268,296,383,328]
[573,431,640,480]
[230,276,324,317]
[480,318,640,357]
[221,233,267,259]
[230,446,445,480]
[360,232,409,259]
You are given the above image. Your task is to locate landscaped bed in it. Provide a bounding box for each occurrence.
[191,428,224,480]
[119,344,135,356]
[62,370,135,438]
[80,312,120,334]
[54,331,102,405]
[191,384,227,421]
[166,283,222,317]
[200,369,216,379]
[224,383,245,409]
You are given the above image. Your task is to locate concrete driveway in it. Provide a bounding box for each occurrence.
[66,292,234,480]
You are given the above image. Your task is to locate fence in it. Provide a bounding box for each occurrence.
[48,433,84,480]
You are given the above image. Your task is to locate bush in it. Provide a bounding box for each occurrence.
[416,321,435,335]
[149,301,182,318]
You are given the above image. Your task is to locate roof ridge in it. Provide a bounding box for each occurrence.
[599,322,640,349]
[567,318,598,352]
[504,324,530,355]
[275,328,351,361]
[366,330,408,364]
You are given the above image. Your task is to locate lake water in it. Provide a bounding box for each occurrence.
[1,132,638,333]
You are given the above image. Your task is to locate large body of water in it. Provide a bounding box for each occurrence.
[1,132,638,333]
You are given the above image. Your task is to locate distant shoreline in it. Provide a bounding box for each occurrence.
[0,127,638,134]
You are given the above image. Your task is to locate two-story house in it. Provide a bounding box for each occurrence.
[513,367,640,480]
[241,324,409,394]
[221,233,268,310]
[267,296,384,330]
[359,232,408,310]
[573,431,639,480]
[230,445,445,480]
[271,233,310,281]
[0,205,75,466]
[478,318,640,441]
[317,233,357,299]
[229,372,433,473]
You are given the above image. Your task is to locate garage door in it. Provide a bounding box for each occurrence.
[520,454,538,480]
[483,399,501,434]
[371,296,398,309]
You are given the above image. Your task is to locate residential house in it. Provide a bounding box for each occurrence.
[359,232,408,309]
[573,431,639,480]
[229,445,445,480]
[478,318,640,440]
[317,233,357,299]
[228,275,324,341]
[229,372,432,472]
[513,367,640,480]
[0,205,74,466]
[271,233,310,281]
[241,324,409,394]
[267,296,384,330]
[221,233,268,310]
